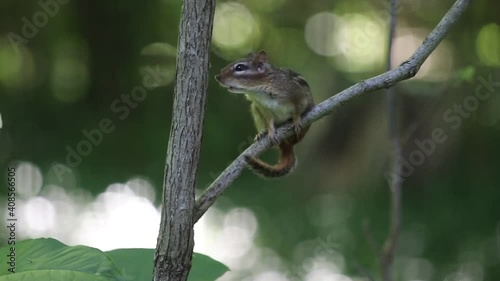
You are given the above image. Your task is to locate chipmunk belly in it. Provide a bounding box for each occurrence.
[246,94,294,123]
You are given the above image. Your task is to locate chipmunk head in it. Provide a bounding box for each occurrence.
[215,50,271,94]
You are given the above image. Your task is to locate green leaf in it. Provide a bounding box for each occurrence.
[190,253,229,281]
[106,249,229,281]
[0,270,116,281]
[0,238,126,281]
[0,238,228,281]
[105,249,152,281]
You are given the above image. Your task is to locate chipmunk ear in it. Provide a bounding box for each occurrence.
[255,50,268,63]
[253,50,268,72]
[247,52,256,59]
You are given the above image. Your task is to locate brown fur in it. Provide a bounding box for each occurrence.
[215,51,314,178]
[244,124,310,178]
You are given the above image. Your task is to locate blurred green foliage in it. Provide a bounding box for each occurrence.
[0,0,499,280]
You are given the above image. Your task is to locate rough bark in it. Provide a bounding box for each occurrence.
[153,0,215,280]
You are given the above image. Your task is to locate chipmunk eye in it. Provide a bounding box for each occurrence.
[234,64,248,72]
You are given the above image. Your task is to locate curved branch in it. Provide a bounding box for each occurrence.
[194,0,470,223]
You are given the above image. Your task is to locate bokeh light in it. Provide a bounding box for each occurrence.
[0,38,35,92]
[332,13,387,72]
[476,23,500,66]
[393,29,454,84]
[71,182,160,250]
[305,12,341,57]
[194,207,258,268]
[23,197,56,235]
[126,177,156,203]
[212,3,261,53]
[16,161,43,198]
[252,271,288,281]
[303,261,352,281]
[139,42,177,88]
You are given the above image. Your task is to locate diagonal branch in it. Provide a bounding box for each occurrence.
[194,0,470,223]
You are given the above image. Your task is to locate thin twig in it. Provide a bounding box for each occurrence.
[363,219,381,259]
[380,0,402,279]
[194,0,470,223]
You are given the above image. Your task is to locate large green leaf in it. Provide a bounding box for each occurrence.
[0,270,116,281]
[106,249,229,281]
[0,238,228,281]
[0,238,126,281]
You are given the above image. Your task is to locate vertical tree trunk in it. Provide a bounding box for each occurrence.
[153,0,215,280]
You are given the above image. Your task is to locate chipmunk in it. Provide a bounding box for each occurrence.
[215,50,314,177]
